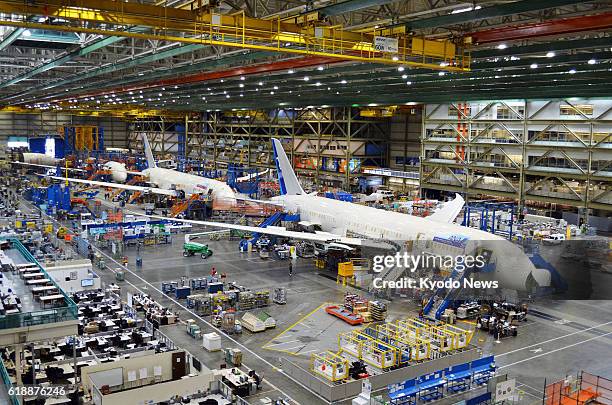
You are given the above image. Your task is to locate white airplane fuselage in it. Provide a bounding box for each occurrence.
[142,167,236,201]
[22,153,60,166]
[102,161,128,183]
[272,194,550,292]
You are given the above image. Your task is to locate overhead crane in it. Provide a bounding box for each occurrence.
[0,0,469,72]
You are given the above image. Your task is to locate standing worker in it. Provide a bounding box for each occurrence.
[289,260,293,277]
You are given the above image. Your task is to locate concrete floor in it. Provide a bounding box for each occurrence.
[102,236,612,404]
[5,196,612,405]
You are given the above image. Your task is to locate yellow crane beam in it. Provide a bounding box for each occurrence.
[0,0,469,71]
[0,105,185,118]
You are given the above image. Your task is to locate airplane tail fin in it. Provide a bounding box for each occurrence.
[429,193,465,224]
[271,138,304,195]
[141,134,157,169]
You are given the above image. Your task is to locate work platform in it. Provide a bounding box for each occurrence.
[0,239,78,346]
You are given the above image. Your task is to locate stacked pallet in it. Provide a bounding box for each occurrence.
[369,301,387,321]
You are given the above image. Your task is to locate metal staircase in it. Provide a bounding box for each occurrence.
[110,176,145,200]
[249,212,285,244]
[170,194,201,217]
[423,266,474,320]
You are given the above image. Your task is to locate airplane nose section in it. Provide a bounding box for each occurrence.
[112,170,128,183]
[530,267,552,287]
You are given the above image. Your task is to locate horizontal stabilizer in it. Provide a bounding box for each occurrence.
[428,193,465,224]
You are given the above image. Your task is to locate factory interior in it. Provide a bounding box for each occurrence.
[0,1,611,405]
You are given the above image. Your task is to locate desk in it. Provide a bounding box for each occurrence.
[221,368,255,397]
[32,286,58,296]
[56,363,74,376]
[27,278,51,286]
[39,294,65,308]
[146,339,159,349]
[44,398,71,405]
[118,334,131,347]
[15,263,37,269]
[0,255,14,271]
[23,272,45,280]
[19,267,40,275]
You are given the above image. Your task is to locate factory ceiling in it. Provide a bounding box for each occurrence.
[0,0,608,114]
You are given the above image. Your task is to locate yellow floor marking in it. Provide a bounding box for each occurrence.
[262,302,331,354]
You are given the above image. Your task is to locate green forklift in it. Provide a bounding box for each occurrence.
[183,242,213,259]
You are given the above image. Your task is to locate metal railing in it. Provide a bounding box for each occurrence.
[0,357,19,405]
[0,238,78,330]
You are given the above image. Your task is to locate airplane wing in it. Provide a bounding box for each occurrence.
[236,169,269,182]
[428,193,465,224]
[14,162,86,172]
[234,195,284,207]
[128,210,364,246]
[45,176,178,197]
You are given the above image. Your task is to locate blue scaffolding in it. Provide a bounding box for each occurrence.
[462,201,515,240]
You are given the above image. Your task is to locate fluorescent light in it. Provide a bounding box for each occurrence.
[240,76,245,80]
[288,69,295,74]
[317,66,324,71]
[588,59,596,65]
[273,85,279,90]
[440,62,448,67]
[239,83,244,88]
[315,82,321,86]
[258,81,263,86]
[530,63,538,69]
[451,5,481,14]
[402,74,408,79]
[497,44,507,50]
[392,56,399,61]
[303,76,309,81]
[406,81,412,85]
[398,66,405,72]
[568,69,576,74]
[546,51,555,58]
[438,72,445,76]
[340,80,347,84]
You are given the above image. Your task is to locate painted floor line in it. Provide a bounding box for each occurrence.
[499,331,612,369]
[496,321,612,357]
[265,339,301,348]
[26,201,308,405]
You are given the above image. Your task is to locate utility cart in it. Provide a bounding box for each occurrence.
[186,319,201,339]
[183,242,213,259]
